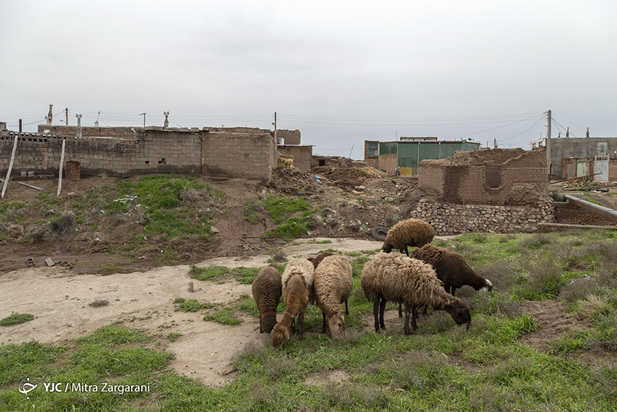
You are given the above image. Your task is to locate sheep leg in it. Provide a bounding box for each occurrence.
[411,305,419,332]
[372,301,381,332]
[297,309,305,341]
[403,305,412,335]
[398,303,403,318]
[344,299,349,315]
[321,311,327,333]
[379,298,387,331]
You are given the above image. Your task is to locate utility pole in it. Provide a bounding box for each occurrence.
[493,138,498,148]
[76,114,82,138]
[140,113,146,128]
[546,109,552,180]
[272,112,278,145]
[65,108,68,126]
[47,104,53,125]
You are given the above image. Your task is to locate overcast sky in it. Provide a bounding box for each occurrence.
[1,0,616,159]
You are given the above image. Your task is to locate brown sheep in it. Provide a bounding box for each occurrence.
[361,252,471,335]
[272,273,311,347]
[251,266,282,333]
[271,258,315,347]
[312,255,353,339]
[410,244,493,296]
[381,218,436,256]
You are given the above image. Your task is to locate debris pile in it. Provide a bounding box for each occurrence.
[311,166,387,191]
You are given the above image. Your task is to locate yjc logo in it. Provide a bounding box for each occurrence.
[18,378,37,399]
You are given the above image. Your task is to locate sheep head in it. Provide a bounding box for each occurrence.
[445,300,472,329]
[271,323,290,348]
[381,242,393,253]
[479,279,493,293]
[327,313,346,338]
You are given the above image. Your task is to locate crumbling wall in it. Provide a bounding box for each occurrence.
[418,148,548,206]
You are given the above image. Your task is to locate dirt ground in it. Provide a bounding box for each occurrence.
[2,236,616,387]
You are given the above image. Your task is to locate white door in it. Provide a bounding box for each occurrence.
[594,155,609,182]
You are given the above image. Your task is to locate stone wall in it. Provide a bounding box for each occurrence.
[410,198,555,235]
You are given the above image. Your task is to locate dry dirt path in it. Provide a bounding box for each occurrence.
[0,237,383,387]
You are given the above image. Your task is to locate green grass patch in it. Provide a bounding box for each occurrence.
[0,312,34,327]
[263,195,310,224]
[174,299,215,312]
[190,265,229,281]
[203,308,242,325]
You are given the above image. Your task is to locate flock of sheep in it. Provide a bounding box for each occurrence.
[251,218,493,347]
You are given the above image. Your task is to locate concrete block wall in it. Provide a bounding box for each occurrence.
[0,131,203,177]
[38,125,136,139]
[201,132,275,181]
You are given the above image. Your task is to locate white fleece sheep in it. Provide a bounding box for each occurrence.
[361,252,471,335]
[381,218,436,256]
[312,255,353,339]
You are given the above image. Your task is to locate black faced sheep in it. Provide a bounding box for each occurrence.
[251,266,282,334]
[381,218,436,256]
[312,255,353,339]
[361,252,471,335]
[271,258,315,347]
[410,244,493,296]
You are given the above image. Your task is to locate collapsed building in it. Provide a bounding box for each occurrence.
[409,148,554,234]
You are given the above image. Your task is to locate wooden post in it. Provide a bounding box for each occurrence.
[1,134,19,198]
[57,138,66,196]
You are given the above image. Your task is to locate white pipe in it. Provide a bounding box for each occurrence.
[564,194,617,222]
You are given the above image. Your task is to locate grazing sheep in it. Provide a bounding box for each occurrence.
[308,252,335,269]
[251,266,282,333]
[312,255,353,338]
[381,218,436,256]
[361,252,471,335]
[272,258,315,347]
[410,244,493,296]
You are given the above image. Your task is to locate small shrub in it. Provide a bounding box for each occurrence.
[89,299,109,308]
[50,213,76,240]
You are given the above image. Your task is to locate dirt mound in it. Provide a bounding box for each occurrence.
[270,168,322,194]
[312,166,387,191]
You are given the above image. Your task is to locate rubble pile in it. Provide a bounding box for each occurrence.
[311,166,387,191]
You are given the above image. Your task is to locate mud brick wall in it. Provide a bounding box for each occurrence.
[201,132,275,181]
[277,145,313,171]
[409,198,555,235]
[419,148,548,206]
